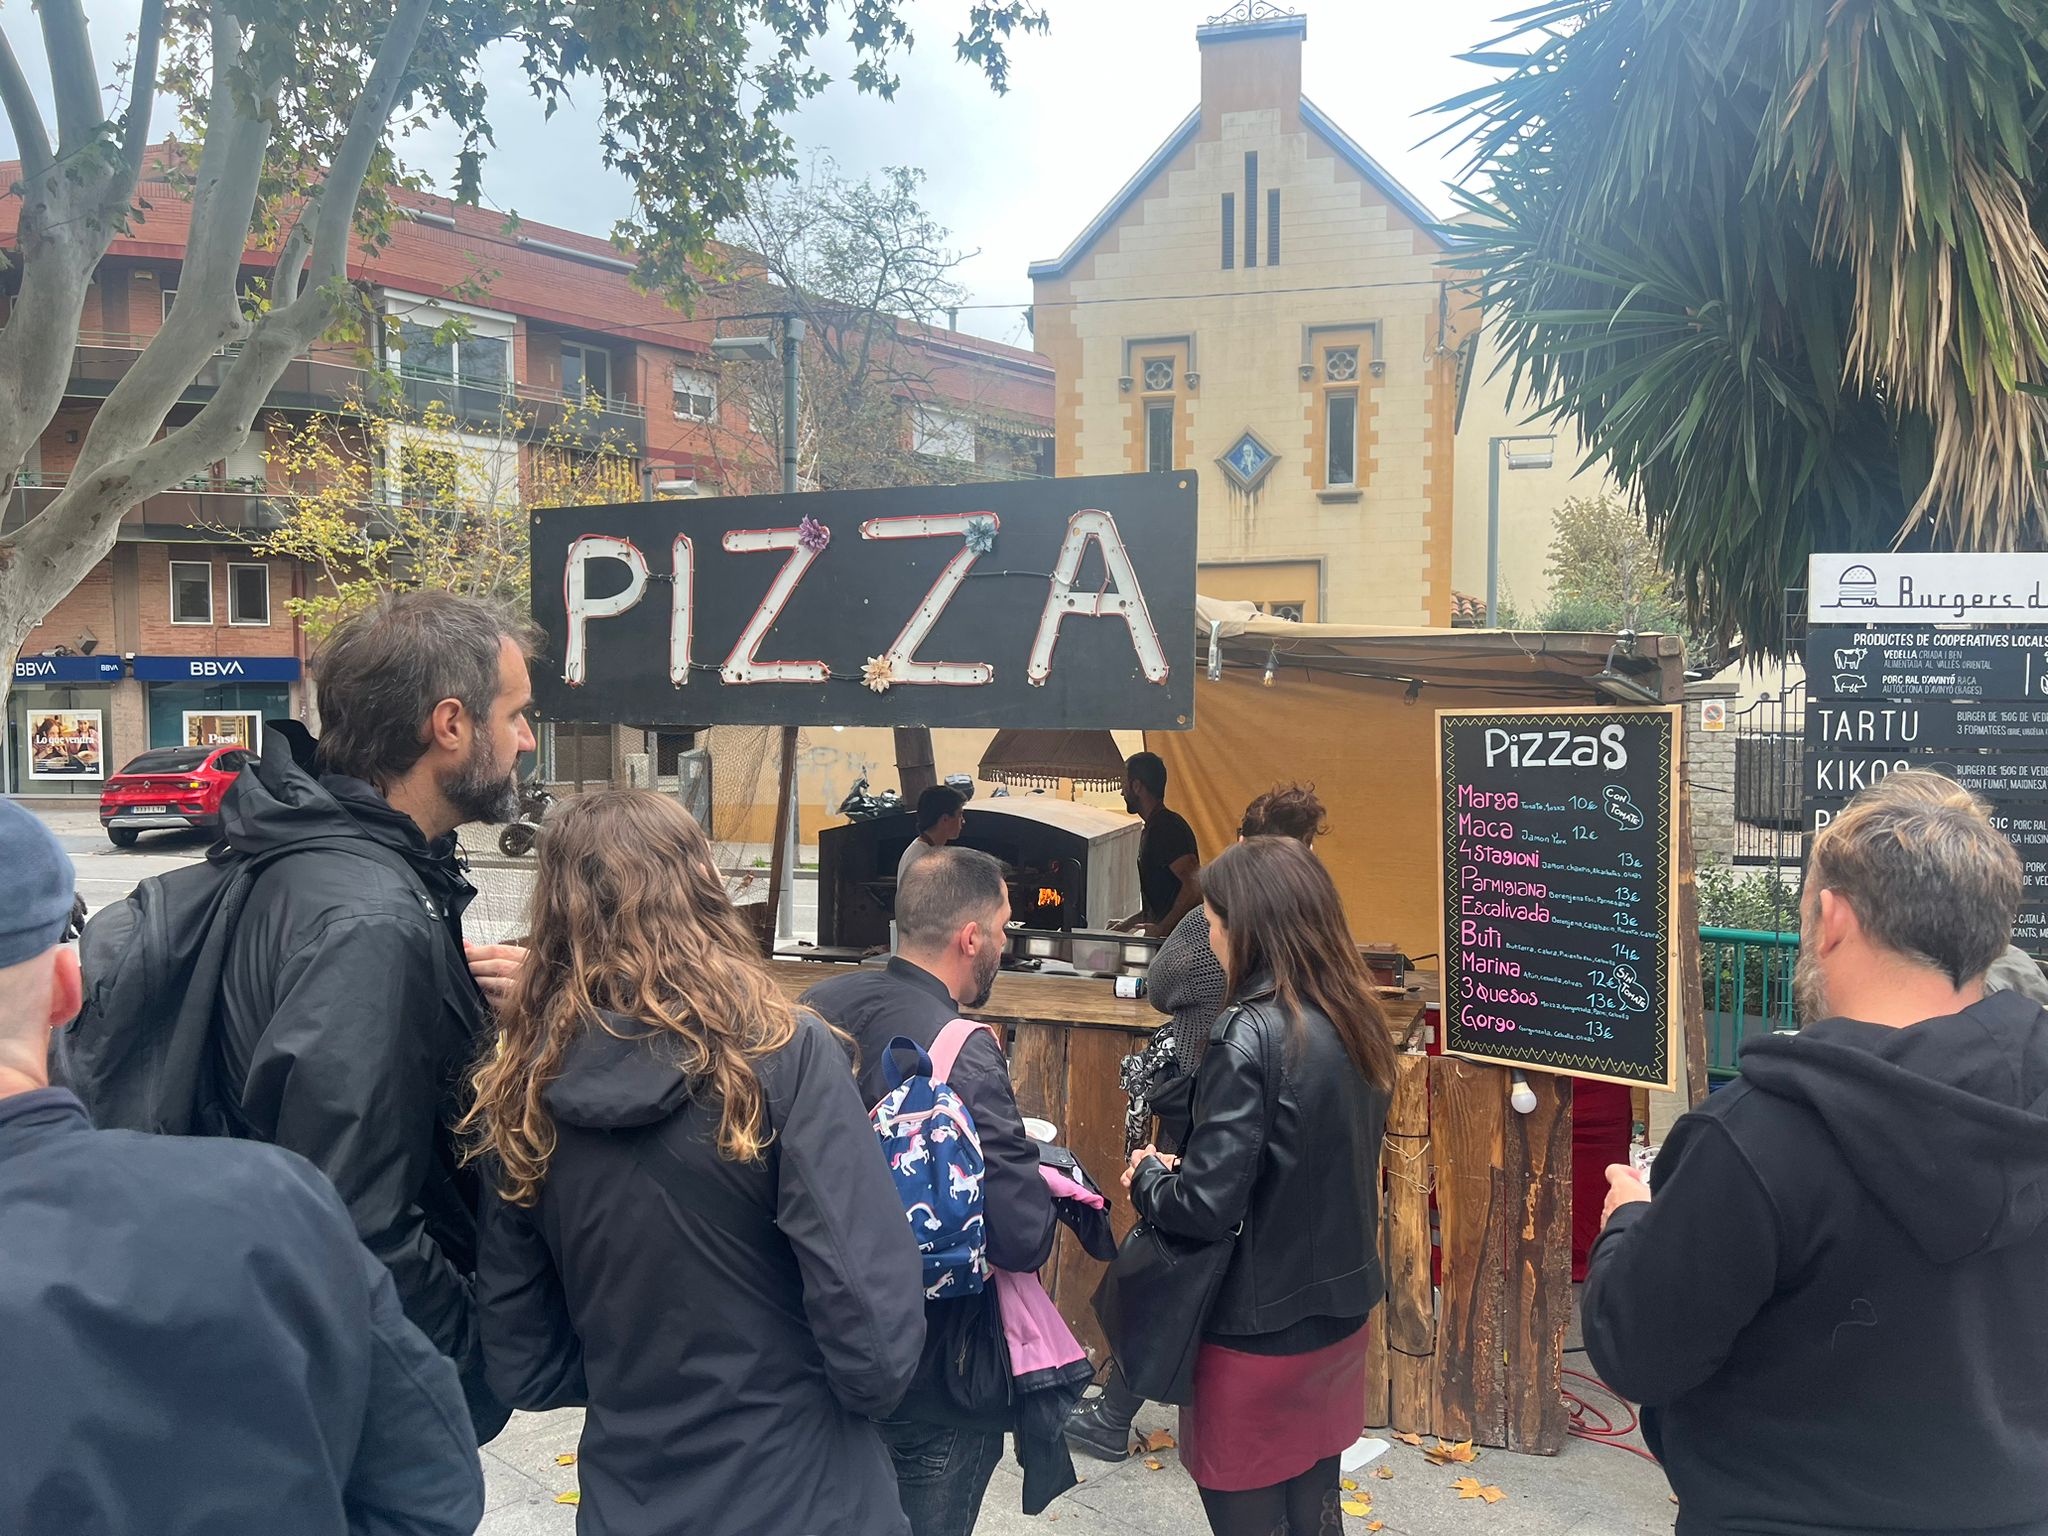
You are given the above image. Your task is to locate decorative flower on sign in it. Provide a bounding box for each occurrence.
[797,516,831,553]
[964,515,998,556]
[862,654,897,693]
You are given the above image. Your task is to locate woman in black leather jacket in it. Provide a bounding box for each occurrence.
[1126,836,1396,1536]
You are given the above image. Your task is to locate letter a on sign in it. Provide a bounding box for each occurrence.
[563,536,649,685]
[1026,510,1169,687]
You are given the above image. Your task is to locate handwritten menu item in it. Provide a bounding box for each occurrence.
[1438,707,1681,1089]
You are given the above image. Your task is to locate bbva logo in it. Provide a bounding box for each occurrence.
[188,660,246,677]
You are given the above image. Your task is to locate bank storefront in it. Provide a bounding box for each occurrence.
[8,654,127,796]
[133,655,301,754]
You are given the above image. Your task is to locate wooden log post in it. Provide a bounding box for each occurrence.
[760,726,799,953]
[895,727,938,802]
[1430,1056,1507,1446]
[1383,1053,1435,1435]
[1503,1072,1573,1454]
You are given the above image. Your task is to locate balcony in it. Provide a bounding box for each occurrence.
[4,471,285,541]
[64,333,649,452]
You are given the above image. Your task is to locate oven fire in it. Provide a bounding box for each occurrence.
[1036,887,1064,910]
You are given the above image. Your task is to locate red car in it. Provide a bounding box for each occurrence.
[99,745,253,846]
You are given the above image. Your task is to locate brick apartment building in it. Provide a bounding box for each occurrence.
[0,170,1052,799]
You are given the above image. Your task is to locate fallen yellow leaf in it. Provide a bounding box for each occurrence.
[1452,1476,1486,1500]
[1140,1429,1177,1453]
[1393,1431,1425,1447]
[1425,1438,1479,1465]
[1372,1466,1395,1480]
[554,1453,577,1466]
[554,1490,580,1506]
[1339,1499,1373,1517]
[1144,1457,1164,1471]
[1479,1485,1507,1504]
[1367,1525,1385,1532]
[1340,1477,1359,1491]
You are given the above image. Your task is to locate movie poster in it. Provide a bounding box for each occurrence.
[28,710,105,779]
[183,711,260,752]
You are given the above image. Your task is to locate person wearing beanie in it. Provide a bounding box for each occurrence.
[0,800,483,1536]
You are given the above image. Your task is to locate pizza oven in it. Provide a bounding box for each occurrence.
[817,797,1141,952]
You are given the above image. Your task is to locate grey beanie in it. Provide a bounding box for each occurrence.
[0,799,76,968]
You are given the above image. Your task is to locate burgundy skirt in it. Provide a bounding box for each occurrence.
[1177,1326,1370,1492]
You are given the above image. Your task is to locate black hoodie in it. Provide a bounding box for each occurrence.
[475,1009,925,1536]
[214,723,505,1438]
[1584,990,2048,1535]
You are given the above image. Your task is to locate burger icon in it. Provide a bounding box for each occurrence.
[1833,563,1880,608]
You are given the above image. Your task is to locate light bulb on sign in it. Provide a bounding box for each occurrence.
[1262,646,1278,688]
[1510,1070,1538,1115]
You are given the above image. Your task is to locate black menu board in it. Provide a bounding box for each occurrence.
[1438,707,1681,1089]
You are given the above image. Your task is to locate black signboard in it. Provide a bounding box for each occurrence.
[531,473,1199,729]
[1809,699,2048,748]
[1806,625,2048,700]
[1437,707,1680,1089]
[1804,752,2048,799]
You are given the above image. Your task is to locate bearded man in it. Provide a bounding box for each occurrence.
[216,590,536,1442]
[1582,769,2048,1535]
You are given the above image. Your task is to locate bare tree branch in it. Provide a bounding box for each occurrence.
[121,0,167,175]
[0,31,53,178]
[36,0,101,151]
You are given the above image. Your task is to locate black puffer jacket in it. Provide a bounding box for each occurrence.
[214,723,504,1438]
[476,1008,925,1536]
[1132,981,1390,1341]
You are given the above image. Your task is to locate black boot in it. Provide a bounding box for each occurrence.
[1064,1365,1144,1462]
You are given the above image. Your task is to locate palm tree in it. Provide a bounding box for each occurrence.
[1442,0,2048,653]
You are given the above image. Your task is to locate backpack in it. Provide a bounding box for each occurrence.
[61,836,417,1135]
[872,1019,994,1300]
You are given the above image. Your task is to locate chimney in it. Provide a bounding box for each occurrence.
[1196,3,1306,122]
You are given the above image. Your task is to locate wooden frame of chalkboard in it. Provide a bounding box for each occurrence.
[1436,705,1683,1091]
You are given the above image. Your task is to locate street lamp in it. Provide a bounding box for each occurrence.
[714,317,809,937]
[1486,433,1556,627]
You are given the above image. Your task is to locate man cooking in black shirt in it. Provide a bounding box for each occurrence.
[1113,752,1201,938]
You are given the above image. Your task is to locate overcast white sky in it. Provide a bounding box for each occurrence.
[5,1,1518,347]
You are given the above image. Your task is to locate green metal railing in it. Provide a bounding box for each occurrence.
[1700,926,1800,1080]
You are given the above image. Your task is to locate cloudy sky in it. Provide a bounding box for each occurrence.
[6,1,1519,346]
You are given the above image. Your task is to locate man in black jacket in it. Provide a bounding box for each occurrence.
[0,800,483,1536]
[1585,769,2048,1535]
[804,848,1058,1536]
[216,591,536,1440]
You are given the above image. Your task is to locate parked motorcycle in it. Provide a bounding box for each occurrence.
[498,780,556,858]
[836,777,903,822]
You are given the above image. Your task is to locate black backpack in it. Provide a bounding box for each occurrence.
[61,837,417,1135]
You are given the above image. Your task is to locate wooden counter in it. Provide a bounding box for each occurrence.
[769,956,1429,1366]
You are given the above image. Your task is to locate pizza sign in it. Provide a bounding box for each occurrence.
[531,473,1199,730]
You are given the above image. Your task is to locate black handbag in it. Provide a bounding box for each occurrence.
[1089,1006,1279,1405]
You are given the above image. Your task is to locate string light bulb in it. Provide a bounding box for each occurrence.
[1262,645,1278,687]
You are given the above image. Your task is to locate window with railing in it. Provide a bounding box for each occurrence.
[395,321,508,391]
[562,342,613,404]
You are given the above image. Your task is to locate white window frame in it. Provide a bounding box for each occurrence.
[227,562,272,627]
[169,559,214,626]
[562,341,612,403]
[672,364,718,422]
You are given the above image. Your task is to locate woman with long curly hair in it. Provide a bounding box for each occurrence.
[464,790,924,1536]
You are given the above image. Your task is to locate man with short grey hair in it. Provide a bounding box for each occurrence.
[213,590,537,1440]
[1584,769,2048,1533]
[803,848,1057,1536]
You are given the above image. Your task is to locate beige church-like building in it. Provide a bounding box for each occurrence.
[1028,3,1474,626]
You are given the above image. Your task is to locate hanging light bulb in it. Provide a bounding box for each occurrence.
[1262,645,1278,688]
[1207,619,1224,683]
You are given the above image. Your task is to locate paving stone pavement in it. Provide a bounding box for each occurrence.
[477,1391,1679,1536]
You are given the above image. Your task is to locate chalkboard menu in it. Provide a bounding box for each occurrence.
[1805,621,2048,951]
[1437,707,1682,1089]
